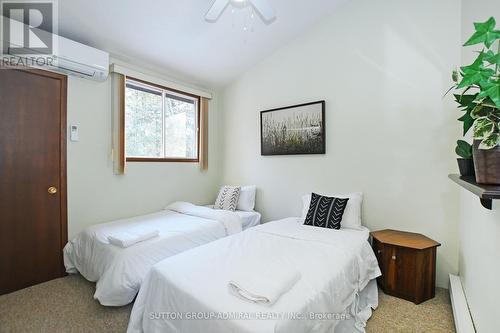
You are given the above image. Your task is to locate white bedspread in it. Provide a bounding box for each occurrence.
[127,218,381,333]
[204,205,261,230]
[167,202,242,235]
[63,203,243,306]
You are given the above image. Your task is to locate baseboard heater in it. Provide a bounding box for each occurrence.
[449,274,475,333]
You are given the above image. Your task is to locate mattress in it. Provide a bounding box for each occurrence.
[127,218,381,333]
[63,204,243,306]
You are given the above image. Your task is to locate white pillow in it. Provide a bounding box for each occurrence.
[237,185,257,211]
[301,192,363,230]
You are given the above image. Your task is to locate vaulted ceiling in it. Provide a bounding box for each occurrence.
[59,0,347,87]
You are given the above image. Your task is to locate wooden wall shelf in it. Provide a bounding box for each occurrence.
[449,174,500,210]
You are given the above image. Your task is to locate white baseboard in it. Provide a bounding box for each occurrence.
[449,274,475,333]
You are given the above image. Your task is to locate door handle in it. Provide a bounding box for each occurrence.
[48,186,58,194]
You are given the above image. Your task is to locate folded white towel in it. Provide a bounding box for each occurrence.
[228,268,301,306]
[108,228,159,248]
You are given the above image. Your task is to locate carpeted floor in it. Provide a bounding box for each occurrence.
[0,275,455,333]
[366,287,455,333]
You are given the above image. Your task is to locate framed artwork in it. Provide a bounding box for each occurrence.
[260,101,325,155]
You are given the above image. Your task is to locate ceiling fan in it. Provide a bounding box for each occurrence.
[205,0,276,23]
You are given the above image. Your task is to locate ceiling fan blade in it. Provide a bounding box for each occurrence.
[249,0,276,22]
[205,0,230,21]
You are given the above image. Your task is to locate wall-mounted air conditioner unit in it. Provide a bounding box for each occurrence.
[2,18,109,81]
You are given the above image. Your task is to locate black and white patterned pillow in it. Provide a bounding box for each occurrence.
[214,186,241,211]
[304,193,349,229]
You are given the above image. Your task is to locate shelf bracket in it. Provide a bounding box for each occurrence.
[480,198,492,210]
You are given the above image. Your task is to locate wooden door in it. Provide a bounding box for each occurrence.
[0,69,67,294]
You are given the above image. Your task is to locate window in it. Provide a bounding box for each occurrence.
[125,78,200,162]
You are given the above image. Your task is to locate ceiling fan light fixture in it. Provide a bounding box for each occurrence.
[205,0,275,23]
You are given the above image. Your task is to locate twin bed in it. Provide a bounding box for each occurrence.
[64,190,381,332]
[64,202,261,306]
[127,218,381,333]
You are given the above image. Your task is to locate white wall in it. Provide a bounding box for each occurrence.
[66,73,221,238]
[458,194,500,332]
[220,0,461,288]
[459,0,500,331]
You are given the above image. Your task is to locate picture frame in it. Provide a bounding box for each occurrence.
[260,101,325,156]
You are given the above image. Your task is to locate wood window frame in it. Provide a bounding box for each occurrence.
[124,76,201,163]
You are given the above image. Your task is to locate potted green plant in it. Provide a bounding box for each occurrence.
[455,140,475,176]
[451,17,500,184]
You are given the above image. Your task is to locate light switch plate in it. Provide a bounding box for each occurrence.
[70,125,79,142]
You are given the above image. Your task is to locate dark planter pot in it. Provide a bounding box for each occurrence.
[473,139,500,185]
[457,158,475,177]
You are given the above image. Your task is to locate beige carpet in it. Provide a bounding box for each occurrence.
[0,275,455,333]
[366,288,455,333]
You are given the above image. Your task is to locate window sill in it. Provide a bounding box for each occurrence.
[126,157,199,163]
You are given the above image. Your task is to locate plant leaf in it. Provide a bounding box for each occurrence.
[477,80,500,108]
[454,93,478,109]
[457,53,495,88]
[470,104,486,118]
[474,17,496,33]
[454,93,479,135]
[464,17,500,48]
[473,117,495,139]
[458,111,474,135]
[456,71,490,88]
[456,140,473,158]
[484,50,500,67]
[479,132,500,149]
[461,52,486,72]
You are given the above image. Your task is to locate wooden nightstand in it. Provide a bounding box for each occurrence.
[371,229,441,304]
